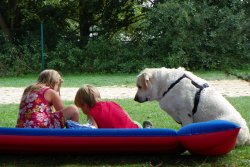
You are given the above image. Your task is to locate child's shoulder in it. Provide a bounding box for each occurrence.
[97,101,117,104]
[100,101,121,108]
[40,86,51,92]
[27,85,51,96]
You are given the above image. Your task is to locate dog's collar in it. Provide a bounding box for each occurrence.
[162,74,209,115]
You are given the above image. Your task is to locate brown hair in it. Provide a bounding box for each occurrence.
[74,84,101,108]
[21,69,63,98]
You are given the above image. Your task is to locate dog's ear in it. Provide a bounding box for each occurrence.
[142,73,150,89]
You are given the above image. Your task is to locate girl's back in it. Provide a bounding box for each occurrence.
[16,85,65,128]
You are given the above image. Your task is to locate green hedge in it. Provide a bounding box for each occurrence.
[0,0,250,76]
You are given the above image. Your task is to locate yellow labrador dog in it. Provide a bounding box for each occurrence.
[134,67,250,146]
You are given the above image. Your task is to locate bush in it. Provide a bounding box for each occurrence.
[139,0,250,70]
[47,40,83,72]
[0,34,41,76]
[83,37,148,73]
[1,0,250,76]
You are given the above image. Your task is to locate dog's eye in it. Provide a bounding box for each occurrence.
[138,86,142,89]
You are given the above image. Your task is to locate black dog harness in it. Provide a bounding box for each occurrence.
[162,74,209,115]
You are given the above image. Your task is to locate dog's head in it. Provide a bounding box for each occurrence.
[134,67,186,103]
[134,68,159,103]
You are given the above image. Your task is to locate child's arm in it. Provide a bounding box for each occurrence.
[44,89,64,111]
[87,115,98,128]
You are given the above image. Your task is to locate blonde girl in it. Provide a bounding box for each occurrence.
[16,69,79,128]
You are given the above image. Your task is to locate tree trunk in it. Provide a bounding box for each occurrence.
[79,0,91,47]
[0,12,12,41]
[9,0,17,30]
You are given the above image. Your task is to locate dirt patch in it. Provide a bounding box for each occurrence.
[0,80,249,104]
[209,80,250,97]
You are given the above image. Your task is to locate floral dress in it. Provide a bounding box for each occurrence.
[16,87,65,128]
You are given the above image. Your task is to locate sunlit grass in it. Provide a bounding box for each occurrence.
[0,69,249,167]
[0,70,242,87]
[0,97,249,166]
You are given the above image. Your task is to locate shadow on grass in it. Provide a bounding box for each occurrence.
[0,151,227,167]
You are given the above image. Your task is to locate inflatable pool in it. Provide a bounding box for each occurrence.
[0,120,240,155]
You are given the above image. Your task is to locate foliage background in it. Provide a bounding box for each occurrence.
[0,0,250,76]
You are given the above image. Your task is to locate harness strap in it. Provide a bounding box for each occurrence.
[162,74,187,97]
[192,83,209,114]
[162,74,209,115]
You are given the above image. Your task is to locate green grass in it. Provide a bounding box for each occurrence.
[0,97,249,167]
[193,71,237,80]
[0,71,249,166]
[226,69,250,81]
[0,73,136,87]
[0,71,239,87]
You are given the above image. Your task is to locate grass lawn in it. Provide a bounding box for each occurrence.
[0,97,249,167]
[0,71,249,166]
[0,70,240,87]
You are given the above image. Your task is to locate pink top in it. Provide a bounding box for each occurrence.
[16,87,65,128]
[89,101,139,128]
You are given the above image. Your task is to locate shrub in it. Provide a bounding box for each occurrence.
[139,0,250,70]
[0,34,41,76]
[47,40,83,72]
[83,37,146,73]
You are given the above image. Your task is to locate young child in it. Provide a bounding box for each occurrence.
[73,84,144,128]
[16,69,79,128]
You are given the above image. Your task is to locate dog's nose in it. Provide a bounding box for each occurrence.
[134,95,146,103]
[134,95,139,102]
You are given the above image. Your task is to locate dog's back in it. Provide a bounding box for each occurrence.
[135,67,250,145]
[157,67,250,145]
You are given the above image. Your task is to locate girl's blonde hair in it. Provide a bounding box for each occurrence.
[74,84,101,108]
[37,69,63,89]
[22,69,63,97]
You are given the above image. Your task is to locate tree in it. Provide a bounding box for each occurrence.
[139,0,249,70]
[0,0,21,42]
[78,0,146,47]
